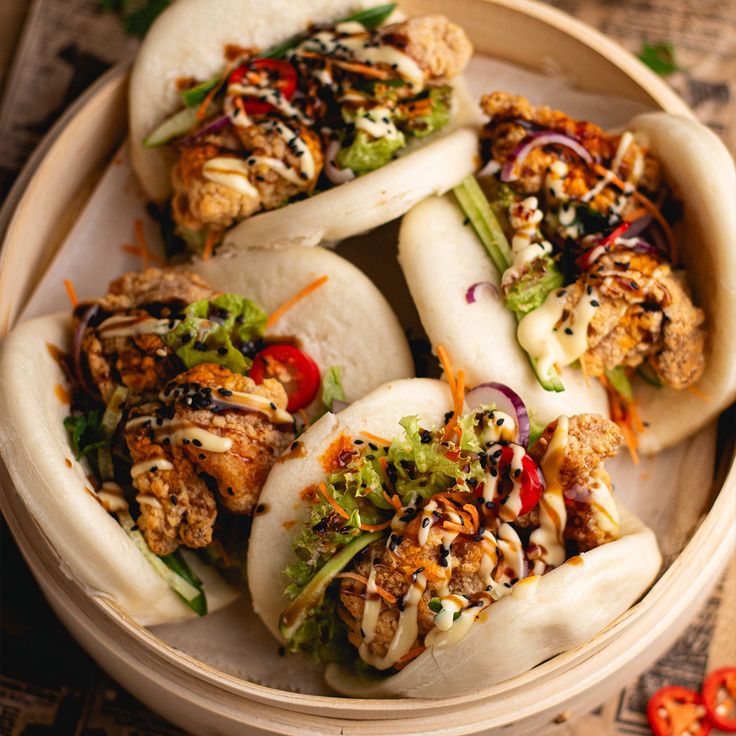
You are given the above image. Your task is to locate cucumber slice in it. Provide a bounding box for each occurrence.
[117,510,205,611]
[279,531,383,640]
[181,78,219,108]
[143,107,200,148]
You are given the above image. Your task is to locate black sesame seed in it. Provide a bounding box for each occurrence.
[226,486,234,495]
[496,417,505,426]
[591,299,600,307]
[182,438,190,445]
[422,517,430,528]
[354,439,364,445]
[150,466,158,473]
[217,346,228,355]
[192,439,203,447]
[198,453,206,460]
[256,504,266,514]
[170,495,177,505]
[564,327,574,335]
[218,388,233,396]
[440,558,448,567]
[485,501,496,509]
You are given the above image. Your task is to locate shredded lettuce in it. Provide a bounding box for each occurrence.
[320,366,346,412]
[504,254,565,317]
[337,127,405,175]
[398,85,452,139]
[64,409,106,460]
[164,293,267,373]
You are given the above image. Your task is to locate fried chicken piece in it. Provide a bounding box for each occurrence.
[168,363,294,514]
[235,121,322,210]
[171,122,323,232]
[380,16,473,80]
[577,251,706,388]
[172,144,262,231]
[126,426,217,556]
[529,414,622,491]
[530,414,622,550]
[99,268,216,312]
[78,270,217,403]
[338,516,500,662]
[479,91,660,204]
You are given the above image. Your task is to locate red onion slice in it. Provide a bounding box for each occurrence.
[72,304,98,397]
[324,140,355,184]
[465,382,531,447]
[465,281,499,304]
[177,115,231,145]
[501,131,594,183]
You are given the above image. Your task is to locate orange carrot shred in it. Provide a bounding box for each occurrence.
[686,384,712,402]
[318,482,349,519]
[63,279,78,308]
[335,573,397,604]
[202,229,220,261]
[593,163,678,262]
[436,344,456,394]
[383,491,402,511]
[395,645,426,668]
[360,431,392,447]
[331,59,389,79]
[267,275,329,329]
[196,61,235,121]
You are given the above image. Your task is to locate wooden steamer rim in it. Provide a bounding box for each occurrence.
[0,1,733,733]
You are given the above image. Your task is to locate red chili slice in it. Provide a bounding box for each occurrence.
[575,221,632,270]
[648,686,712,736]
[249,344,320,412]
[703,667,736,732]
[229,58,297,115]
[475,445,543,517]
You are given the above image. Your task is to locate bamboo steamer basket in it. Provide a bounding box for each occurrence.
[0,1,733,734]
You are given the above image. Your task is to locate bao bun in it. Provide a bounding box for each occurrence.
[248,377,661,698]
[398,113,736,454]
[0,247,413,625]
[129,0,482,250]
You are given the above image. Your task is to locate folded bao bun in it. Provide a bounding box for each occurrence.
[191,245,414,405]
[399,113,736,454]
[0,247,413,626]
[0,314,239,626]
[248,377,661,698]
[129,0,482,250]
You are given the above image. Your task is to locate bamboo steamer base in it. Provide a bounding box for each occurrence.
[1,1,734,734]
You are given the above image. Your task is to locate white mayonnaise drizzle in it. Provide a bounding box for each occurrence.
[125,415,234,453]
[296,30,425,92]
[359,572,427,670]
[530,415,569,566]
[497,523,525,581]
[226,83,311,124]
[202,157,260,198]
[360,564,382,645]
[479,410,517,446]
[587,477,620,537]
[417,499,438,546]
[97,315,173,339]
[98,481,128,513]
[517,286,600,379]
[130,458,174,479]
[503,196,553,285]
[354,106,401,140]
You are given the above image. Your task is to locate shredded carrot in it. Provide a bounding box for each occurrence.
[336,571,368,585]
[267,275,329,329]
[443,368,465,442]
[202,229,221,261]
[623,206,649,224]
[359,519,393,532]
[196,61,235,121]
[331,59,389,79]
[593,163,678,262]
[463,503,480,530]
[442,521,467,534]
[63,279,78,308]
[686,384,712,401]
[335,573,397,604]
[318,482,349,519]
[600,374,640,464]
[298,409,311,429]
[360,431,392,447]
[436,344,456,394]
[395,645,426,668]
[383,491,402,511]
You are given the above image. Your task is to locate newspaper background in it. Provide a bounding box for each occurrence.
[0,0,733,734]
